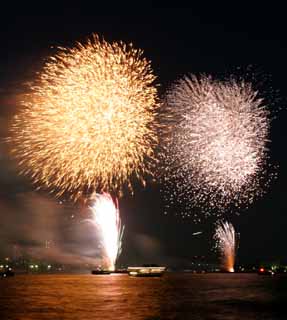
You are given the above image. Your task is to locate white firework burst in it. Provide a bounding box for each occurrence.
[160,75,270,218]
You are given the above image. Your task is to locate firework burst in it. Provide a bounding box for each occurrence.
[90,193,124,271]
[160,75,270,217]
[214,221,238,272]
[9,34,158,200]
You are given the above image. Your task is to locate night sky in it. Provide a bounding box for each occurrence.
[0,6,286,267]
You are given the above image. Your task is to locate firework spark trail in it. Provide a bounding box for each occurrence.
[9,34,158,200]
[214,221,238,272]
[90,193,124,271]
[161,75,270,217]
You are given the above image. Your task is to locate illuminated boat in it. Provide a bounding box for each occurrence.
[128,265,166,277]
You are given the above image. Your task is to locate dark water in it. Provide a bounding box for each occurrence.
[0,273,286,320]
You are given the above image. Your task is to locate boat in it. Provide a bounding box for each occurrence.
[128,264,166,277]
[91,269,111,275]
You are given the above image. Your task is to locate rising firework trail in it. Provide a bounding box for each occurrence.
[192,231,203,236]
[9,34,158,200]
[90,193,124,271]
[160,75,270,218]
[214,221,238,272]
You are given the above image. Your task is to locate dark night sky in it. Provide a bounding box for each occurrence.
[0,6,286,266]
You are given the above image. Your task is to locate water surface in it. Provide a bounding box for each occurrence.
[0,273,286,319]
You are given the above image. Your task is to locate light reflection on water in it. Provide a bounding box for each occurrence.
[0,273,286,320]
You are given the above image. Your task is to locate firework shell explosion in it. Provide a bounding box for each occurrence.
[9,34,158,200]
[160,75,270,218]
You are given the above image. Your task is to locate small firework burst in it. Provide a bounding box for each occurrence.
[90,193,124,271]
[214,221,239,272]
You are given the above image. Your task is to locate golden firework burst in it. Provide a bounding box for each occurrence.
[9,34,159,200]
